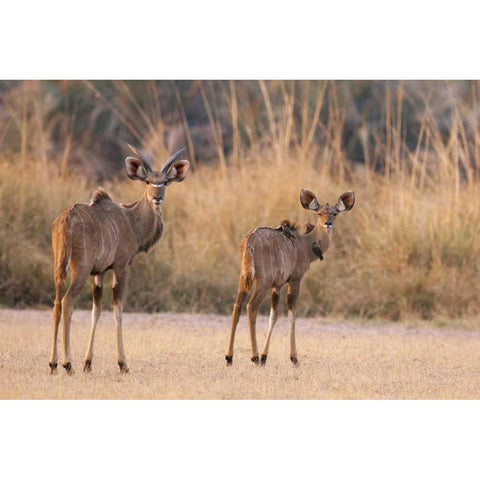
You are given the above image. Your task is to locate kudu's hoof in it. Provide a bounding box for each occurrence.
[290,356,298,365]
[251,356,259,365]
[260,355,267,365]
[49,362,57,375]
[83,360,92,373]
[63,362,74,375]
[225,355,233,366]
[118,362,129,373]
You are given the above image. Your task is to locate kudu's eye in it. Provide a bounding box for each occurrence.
[145,181,150,185]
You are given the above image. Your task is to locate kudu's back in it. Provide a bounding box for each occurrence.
[52,191,136,280]
[241,226,303,290]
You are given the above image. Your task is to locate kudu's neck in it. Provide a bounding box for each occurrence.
[301,221,333,263]
[123,193,163,252]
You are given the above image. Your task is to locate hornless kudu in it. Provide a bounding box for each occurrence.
[49,145,189,374]
[225,189,355,366]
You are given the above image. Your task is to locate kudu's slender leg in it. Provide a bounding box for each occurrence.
[49,276,66,374]
[112,267,129,373]
[260,288,280,365]
[225,281,249,365]
[61,268,89,374]
[84,273,104,372]
[246,286,268,364]
[287,281,301,365]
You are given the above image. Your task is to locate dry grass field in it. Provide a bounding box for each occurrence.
[3,81,480,322]
[1,308,480,399]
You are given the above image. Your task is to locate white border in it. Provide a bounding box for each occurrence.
[1,401,479,479]
[3,1,480,79]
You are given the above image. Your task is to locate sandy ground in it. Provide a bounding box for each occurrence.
[1,308,480,399]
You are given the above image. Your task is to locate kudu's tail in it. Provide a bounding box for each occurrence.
[52,213,72,302]
[240,239,255,291]
[50,213,73,372]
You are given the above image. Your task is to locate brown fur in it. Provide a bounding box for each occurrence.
[304,222,315,234]
[226,189,355,365]
[49,146,189,374]
[89,188,112,205]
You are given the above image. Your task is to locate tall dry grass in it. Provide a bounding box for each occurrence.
[1,81,480,321]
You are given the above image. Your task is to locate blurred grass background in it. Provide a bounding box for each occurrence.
[1,80,480,320]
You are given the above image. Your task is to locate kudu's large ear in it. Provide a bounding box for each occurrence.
[166,160,190,183]
[300,189,321,211]
[335,191,355,212]
[124,143,154,182]
[125,157,149,181]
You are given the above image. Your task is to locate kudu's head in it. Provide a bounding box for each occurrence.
[125,144,190,207]
[300,189,355,230]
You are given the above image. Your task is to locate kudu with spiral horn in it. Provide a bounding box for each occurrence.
[49,145,189,374]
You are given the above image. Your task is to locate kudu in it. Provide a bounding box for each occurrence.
[49,145,189,374]
[225,189,355,366]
